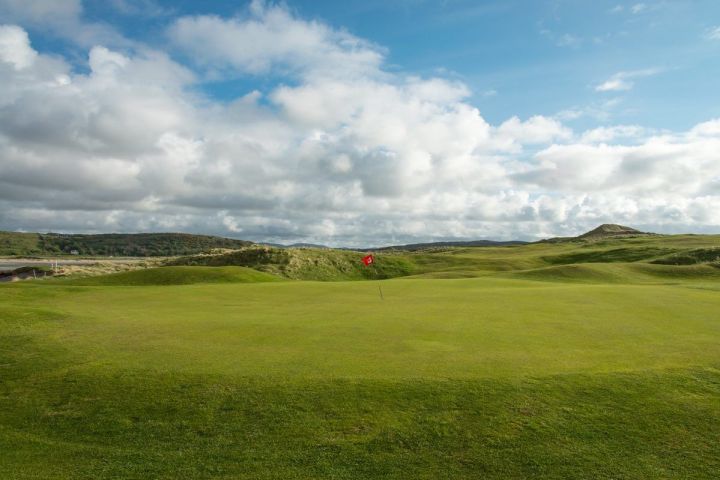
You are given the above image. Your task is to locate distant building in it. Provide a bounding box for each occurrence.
[70,250,79,255]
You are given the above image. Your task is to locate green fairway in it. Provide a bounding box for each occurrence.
[2,236,720,478]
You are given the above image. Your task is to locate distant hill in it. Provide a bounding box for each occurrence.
[359,240,528,252]
[541,224,651,243]
[578,224,647,239]
[0,231,252,257]
[261,242,331,249]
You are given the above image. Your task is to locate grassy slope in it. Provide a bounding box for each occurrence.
[170,247,416,280]
[0,231,40,256]
[2,234,720,478]
[65,266,282,286]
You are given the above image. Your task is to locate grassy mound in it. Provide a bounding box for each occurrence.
[628,263,720,280]
[651,247,720,265]
[507,262,720,284]
[66,266,281,286]
[170,246,417,280]
[541,247,674,265]
[506,264,631,283]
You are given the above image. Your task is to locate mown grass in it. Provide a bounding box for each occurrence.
[2,234,720,478]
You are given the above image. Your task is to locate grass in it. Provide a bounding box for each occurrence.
[171,246,417,280]
[65,266,282,286]
[2,233,720,478]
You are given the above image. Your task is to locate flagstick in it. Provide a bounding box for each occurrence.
[378,285,384,300]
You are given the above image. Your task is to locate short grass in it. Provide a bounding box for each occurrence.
[2,234,720,478]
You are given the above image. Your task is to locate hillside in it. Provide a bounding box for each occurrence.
[540,223,650,243]
[169,246,416,280]
[0,231,252,257]
[577,223,647,239]
[362,239,527,251]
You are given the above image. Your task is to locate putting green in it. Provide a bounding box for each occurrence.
[32,278,720,378]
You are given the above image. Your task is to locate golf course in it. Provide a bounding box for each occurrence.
[1,226,720,479]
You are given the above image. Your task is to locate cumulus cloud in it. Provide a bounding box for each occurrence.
[0,24,36,69]
[0,3,719,244]
[495,116,572,150]
[167,0,384,79]
[516,126,720,196]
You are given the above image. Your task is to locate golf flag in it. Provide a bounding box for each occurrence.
[362,254,374,266]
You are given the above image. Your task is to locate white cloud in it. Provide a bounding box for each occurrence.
[596,77,633,92]
[0,24,36,69]
[631,3,647,14]
[706,26,720,40]
[595,68,661,92]
[579,125,646,143]
[495,116,572,150]
[167,1,384,79]
[517,128,720,196]
[109,0,170,17]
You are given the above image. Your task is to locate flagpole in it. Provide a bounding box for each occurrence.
[374,252,383,300]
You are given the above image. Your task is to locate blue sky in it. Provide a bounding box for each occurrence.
[1,0,719,244]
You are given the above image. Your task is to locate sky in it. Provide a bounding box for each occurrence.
[0,0,719,246]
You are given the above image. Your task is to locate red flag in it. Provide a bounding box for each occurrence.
[362,254,374,266]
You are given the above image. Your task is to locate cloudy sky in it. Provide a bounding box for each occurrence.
[0,0,719,246]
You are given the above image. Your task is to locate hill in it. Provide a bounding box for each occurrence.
[361,239,528,251]
[577,223,647,239]
[539,224,651,243]
[0,231,252,257]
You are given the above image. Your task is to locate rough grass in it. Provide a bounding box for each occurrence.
[506,262,720,284]
[540,246,675,265]
[651,247,720,265]
[66,266,282,286]
[170,246,417,280]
